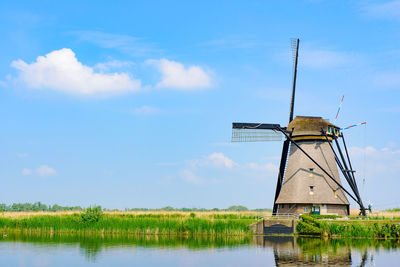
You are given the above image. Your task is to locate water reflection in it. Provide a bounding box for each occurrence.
[255,236,399,266]
[0,231,399,266]
[0,231,252,262]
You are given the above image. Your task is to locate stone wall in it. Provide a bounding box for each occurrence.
[250,219,297,235]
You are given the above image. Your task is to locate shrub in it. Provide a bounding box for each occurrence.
[296,215,324,235]
[296,221,322,235]
[300,215,321,228]
[81,206,103,224]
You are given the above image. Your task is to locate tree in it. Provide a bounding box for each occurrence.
[227,205,248,212]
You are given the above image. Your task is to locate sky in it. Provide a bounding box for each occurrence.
[1,0,400,210]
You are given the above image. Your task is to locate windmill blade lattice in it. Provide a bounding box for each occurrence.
[231,123,283,142]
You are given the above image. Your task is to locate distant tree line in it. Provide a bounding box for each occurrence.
[0,202,272,212]
[0,202,83,212]
[386,208,400,212]
[124,205,272,212]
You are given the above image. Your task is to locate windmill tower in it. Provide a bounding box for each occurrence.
[274,116,349,216]
[232,39,366,216]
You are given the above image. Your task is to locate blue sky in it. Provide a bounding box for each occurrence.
[1,0,400,210]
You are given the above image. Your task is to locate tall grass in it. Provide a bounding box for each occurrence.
[0,212,256,236]
[297,215,400,239]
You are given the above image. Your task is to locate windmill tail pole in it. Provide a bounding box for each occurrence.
[340,122,366,131]
[289,38,299,123]
[334,95,344,124]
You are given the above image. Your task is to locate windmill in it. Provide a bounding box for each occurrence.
[232,39,366,216]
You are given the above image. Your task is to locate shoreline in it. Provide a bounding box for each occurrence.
[1,212,400,239]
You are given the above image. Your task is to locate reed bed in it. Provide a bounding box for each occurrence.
[349,208,400,219]
[0,212,258,236]
[297,215,400,239]
[0,210,268,218]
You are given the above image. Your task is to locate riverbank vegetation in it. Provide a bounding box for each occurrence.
[0,208,259,236]
[297,215,400,239]
[2,206,400,239]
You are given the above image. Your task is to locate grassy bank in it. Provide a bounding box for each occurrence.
[4,210,400,239]
[297,215,400,239]
[0,210,260,236]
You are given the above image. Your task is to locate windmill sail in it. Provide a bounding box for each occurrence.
[231,123,282,142]
[272,38,300,214]
[289,38,299,122]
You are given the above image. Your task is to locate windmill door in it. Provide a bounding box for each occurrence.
[311,206,320,215]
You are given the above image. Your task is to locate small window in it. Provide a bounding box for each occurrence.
[309,168,314,177]
[304,207,308,212]
[309,186,314,195]
[281,204,285,209]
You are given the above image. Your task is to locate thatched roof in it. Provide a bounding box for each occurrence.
[287,116,337,137]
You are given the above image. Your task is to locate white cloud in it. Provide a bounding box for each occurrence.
[11,48,142,96]
[36,165,56,176]
[180,170,203,185]
[131,105,160,115]
[350,146,400,158]
[190,152,236,169]
[300,49,354,68]
[363,1,400,20]
[94,60,134,71]
[179,152,280,185]
[22,168,32,175]
[349,145,400,175]
[207,152,235,168]
[179,153,235,185]
[347,145,400,208]
[148,58,212,89]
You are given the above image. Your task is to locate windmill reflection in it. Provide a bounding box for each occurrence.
[255,236,370,266]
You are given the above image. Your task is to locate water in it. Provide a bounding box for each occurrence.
[1,232,399,266]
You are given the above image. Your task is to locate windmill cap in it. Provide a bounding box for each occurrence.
[287,116,338,137]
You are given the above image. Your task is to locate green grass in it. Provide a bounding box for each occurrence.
[297,215,400,239]
[385,208,400,212]
[0,213,256,236]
